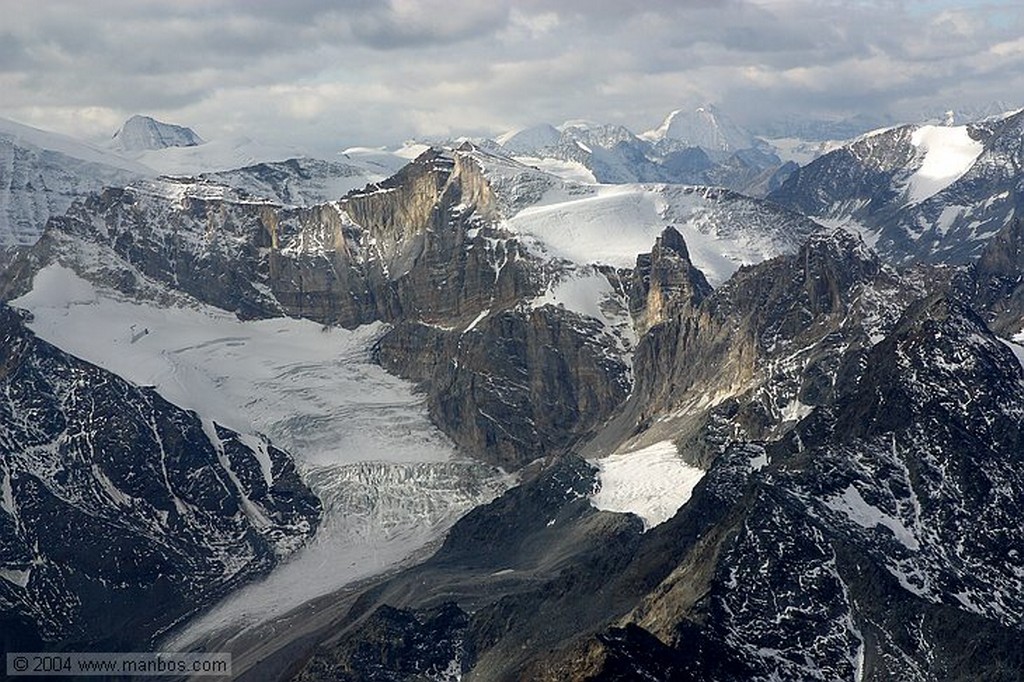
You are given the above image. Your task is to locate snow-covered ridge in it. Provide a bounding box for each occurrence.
[496,123,561,153]
[0,116,152,174]
[127,176,272,205]
[129,136,306,176]
[0,116,153,247]
[489,107,786,192]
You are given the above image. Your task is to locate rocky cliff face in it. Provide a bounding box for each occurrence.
[0,304,321,652]
[339,148,539,324]
[1,148,546,330]
[960,213,1024,335]
[610,229,909,466]
[376,305,631,470]
[627,225,712,336]
[654,295,1024,681]
[769,125,918,219]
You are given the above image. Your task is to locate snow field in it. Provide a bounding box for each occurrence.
[906,125,984,204]
[14,265,454,467]
[504,183,789,286]
[589,441,706,530]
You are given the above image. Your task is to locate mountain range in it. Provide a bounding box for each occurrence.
[1,104,1023,680]
[0,115,413,249]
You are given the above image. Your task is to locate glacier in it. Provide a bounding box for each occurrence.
[12,265,511,644]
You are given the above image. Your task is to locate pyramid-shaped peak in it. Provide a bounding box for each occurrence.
[644,105,756,152]
[495,123,561,153]
[112,115,203,152]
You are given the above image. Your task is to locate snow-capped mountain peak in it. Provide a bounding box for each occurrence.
[111,114,203,152]
[495,123,562,154]
[642,104,757,153]
[641,108,684,141]
[0,116,153,247]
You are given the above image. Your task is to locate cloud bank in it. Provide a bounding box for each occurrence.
[0,0,1021,152]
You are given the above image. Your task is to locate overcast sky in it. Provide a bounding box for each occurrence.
[1,0,1022,154]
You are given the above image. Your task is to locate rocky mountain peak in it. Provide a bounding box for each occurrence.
[111,115,203,152]
[808,292,1022,447]
[800,228,880,274]
[768,107,1024,266]
[706,227,883,331]
[652,224,689,259]
[340,147,501,282]
[780,229,883,327]
[629,226,712,335]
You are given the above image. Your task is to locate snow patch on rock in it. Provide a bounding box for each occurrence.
[825,484,920,550]
[590,441,705,530]
[530,269,615,323]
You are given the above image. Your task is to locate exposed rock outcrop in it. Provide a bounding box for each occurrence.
[616,229,905,465]
[962,213,1024,335]
[375,305,631,470]
[628,225,712,336]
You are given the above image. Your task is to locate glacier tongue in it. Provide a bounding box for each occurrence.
[12,265,453,467]
[169,459,510,646]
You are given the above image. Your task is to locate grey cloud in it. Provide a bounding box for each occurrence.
[0,33,33,72]
[345,2,512,49]
[0,0,1021,148]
